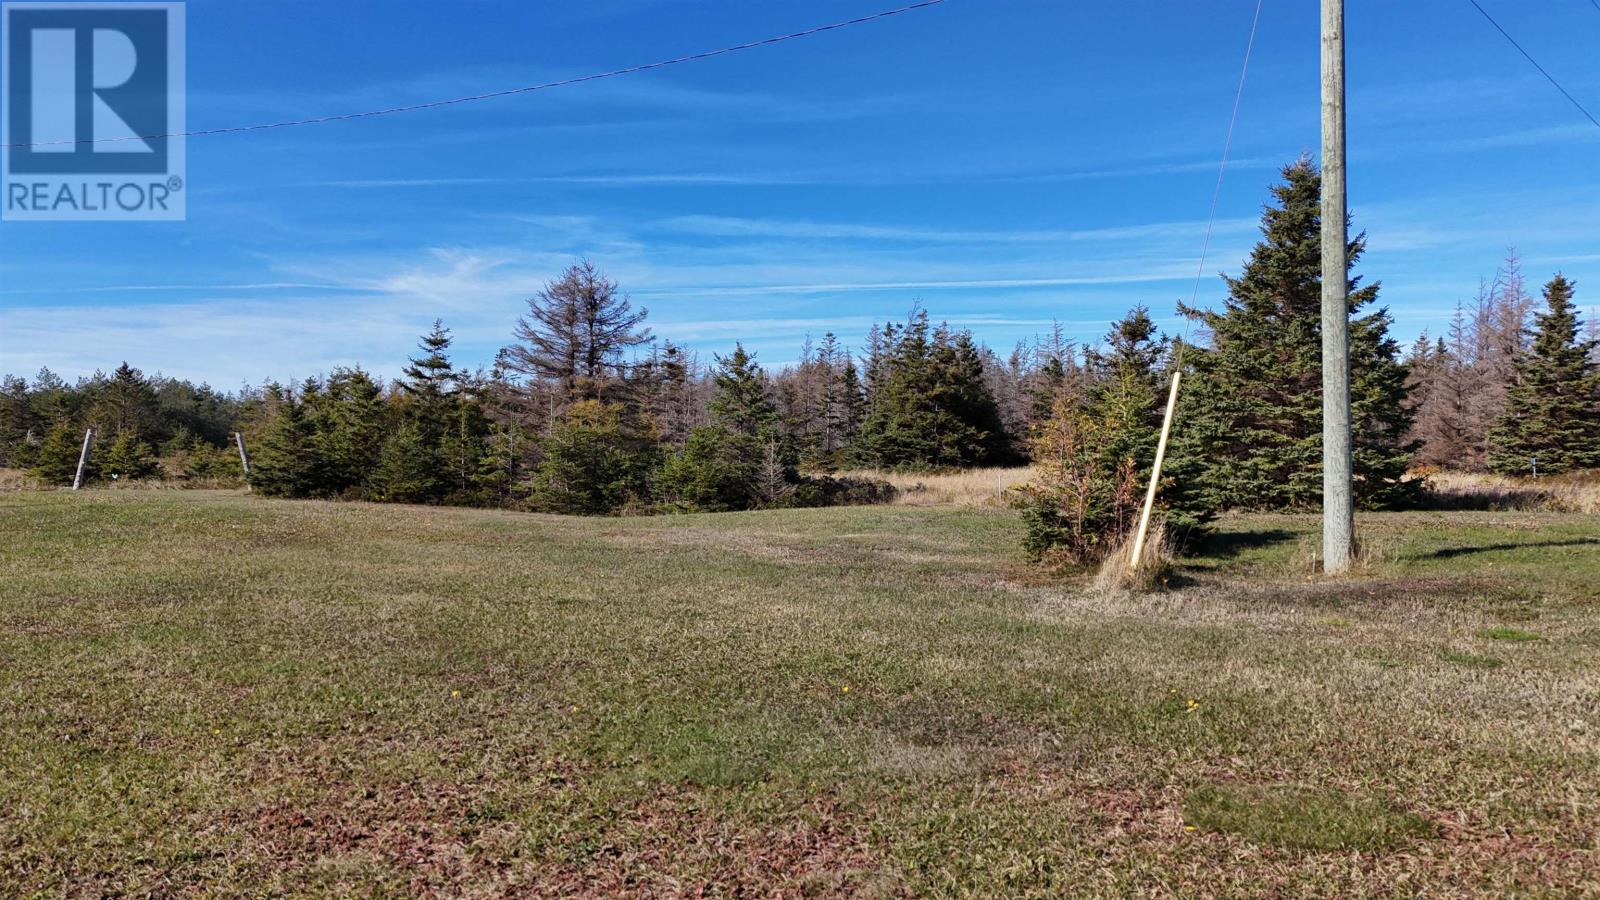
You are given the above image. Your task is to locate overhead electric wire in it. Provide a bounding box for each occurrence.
[1465,0,1600,132]
[3,0,947,150]
[1178,0,1265,350]
[1125,0,1265,568]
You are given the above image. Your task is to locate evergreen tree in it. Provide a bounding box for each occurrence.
[441,386,491,503]
[497,261,652,413]
[709,343,778,438]
[367,421,440,503]
[473,421,526,506]
[0,374,36,468]
[1487,275,1600,475]
[824,352,864,468]
[930,326,1012,463]
[248,385,317,497]
[182,436,244,480]
[92,362,161,440]
[383,322,467,501]
[1165,159,1417,530]
[400,320,458,443]
[656,425,764,512]
[154,378,235,448]
[30,422,88,485]
[527,400,659,514]
[307,368,388,495]
[1083,305,1166,477]
[850,310,1007,469]
[1017,386,1141,565]
[99,430,160,481]
[28,368,75,430]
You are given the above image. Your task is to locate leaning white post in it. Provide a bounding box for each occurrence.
[1128,370,1182,572]
[234,431,251,474]
[72,427,95,490]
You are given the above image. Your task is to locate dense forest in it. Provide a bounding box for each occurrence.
[4,161,1598,542]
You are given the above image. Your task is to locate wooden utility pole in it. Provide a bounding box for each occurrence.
[1321,0,1354,574]
[71,427,94,490]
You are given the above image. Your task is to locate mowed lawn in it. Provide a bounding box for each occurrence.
[1,491,1597,896]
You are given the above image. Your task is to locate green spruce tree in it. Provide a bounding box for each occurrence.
[306,368,388,496]
[708,343,778,438]
[850,310,1007,469]
[1488,275,1600,475]
[30,422,89,485]
[527,400,659,514]
[370,420,443,504]
[99,430,160,481]
[1084,305,1167,477]
[401,320,458,443]
[248,385,317,497]
[1165,159,1417,531]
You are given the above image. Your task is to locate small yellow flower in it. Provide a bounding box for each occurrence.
[212,728,221,736]
[451,690,461,699]
[570,705,580,712]
[1184,825,1196,832]
[841,686,850,693]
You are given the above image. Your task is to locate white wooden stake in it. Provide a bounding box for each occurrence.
[1128,370,1182,572]
[71,427,95,490]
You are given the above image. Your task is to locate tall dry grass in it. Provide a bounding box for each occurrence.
[833,467,1035,507]
[0,468,42,492]
[1093,521,1175,593]
[1425,470,1600,514]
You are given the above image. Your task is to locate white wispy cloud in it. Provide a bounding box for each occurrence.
[653,214,1258,244]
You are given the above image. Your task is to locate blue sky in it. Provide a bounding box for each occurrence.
[3,0,1598,388]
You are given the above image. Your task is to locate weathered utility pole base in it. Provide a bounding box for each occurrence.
[1321,0,1354,574]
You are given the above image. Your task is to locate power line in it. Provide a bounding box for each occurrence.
[1126,0,1265,577]
[1182,0,1265,338]
[1465,0,1600,132]
[3,0,947,150]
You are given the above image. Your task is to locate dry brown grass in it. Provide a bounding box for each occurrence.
[1094,522,1176,593]
[3,492,1598,895]
[832,466,1035,507]
[0,468,43,492]
[1426,470,1600,514]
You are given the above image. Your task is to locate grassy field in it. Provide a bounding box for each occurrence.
[832,467,1035,507]
[1,491,1597,895]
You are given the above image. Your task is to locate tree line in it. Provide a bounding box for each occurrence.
[4,160,1596,536]
[1,363,246,484]
[1,259,1046,512]
[1404,253,1600,476]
